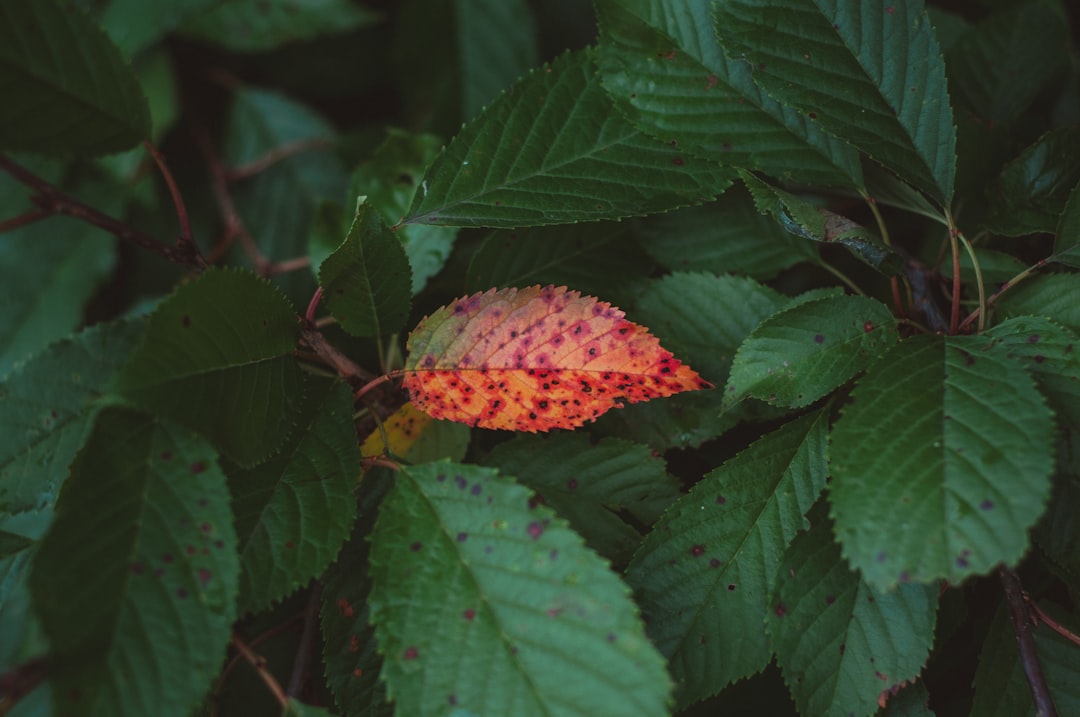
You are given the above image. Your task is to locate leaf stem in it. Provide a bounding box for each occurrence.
[354,371,403,402]
[957,259,1045,333]
[957,231,986,333]
[946,211,962,335]
[1028,600,1080,647]
[819,260,864,296]
[999,568,1059,717]
[0,155,206,269]
[230,633,289,709]
[143,140,201,266]
[305,287,324,324]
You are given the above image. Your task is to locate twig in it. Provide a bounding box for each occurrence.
[143,140,201,265]
[1028,600,1080,647]
[287,583,323,698]
[305,287,324,324]
[226,138,331,181]
[354,372,402,402]
[0,656,48,716]
[230,633,289,709]
[947,224,961,335]
[1000,567,1059,717]
[299,324,378,386]
[0,208,49,234]
[0,155,205,269]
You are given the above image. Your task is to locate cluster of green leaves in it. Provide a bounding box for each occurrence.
[2,0,1079,716]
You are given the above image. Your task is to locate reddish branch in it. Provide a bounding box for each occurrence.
[226,138,330,181]
[0,656,48,714]
[298,324,378,386]
[230,633,289,709]
[999,568,1059,717]
[0,155,207,269]
[192,126,316,278]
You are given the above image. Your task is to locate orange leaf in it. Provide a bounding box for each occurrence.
[402,285,711,431]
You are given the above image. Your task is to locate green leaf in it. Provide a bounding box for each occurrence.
[829,335,1056,589]
[348,129,458,294]
[226,89,346,307]
[394,0,539,135]
[985,316,1080,429]
[724,295,899,409]
[319,201,412,338]
[970,603,1080,717]
[321,504,394,717]
[180,0,380,52]
[635,186,819,279]
[987,127,1080,236]
[369,460,672,717]
[112,268,304,467]
[765,504,938,717]
[227,379,359,614]
[466,222,653,308]
[284,699,338,717]
[945,0,1070,125]
[879,681,935,716]
[741,173,903,274]
[0,320,145,515]
[591,388,746,451]
[593,0,863,188]
[485,434,680,564]
[99,0,223,56]
[1051,181,1080,266]
[627,411,828,707]
[0,201,118,377]
[632,272,790,384]
[1036,473,1080,583]
[714,0,956,205]
[0,0,150,155]
[997,273,1080,334]
[404,48,736,228]
[30,407,239,717]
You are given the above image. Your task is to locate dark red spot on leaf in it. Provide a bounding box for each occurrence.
[404,646,419,660]
[690,544,705,557]
[527,522,544,540]
[814,334,825,344]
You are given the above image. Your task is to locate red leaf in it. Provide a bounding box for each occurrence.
[402,285,711,431]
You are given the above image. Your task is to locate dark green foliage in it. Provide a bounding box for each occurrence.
[1,2,1079,716]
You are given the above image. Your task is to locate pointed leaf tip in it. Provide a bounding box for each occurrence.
[403,285,711,431]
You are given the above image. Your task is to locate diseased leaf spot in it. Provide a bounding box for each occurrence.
[162,553,175,564]
[876,551,887,563]
[567,478,578,490]
[404,646,419,660]
[462,608,476,621]
[527,522,544,539]
[198,568,212,584]
[176,588,189,599]
[410,541,422,552]
[863,321,875,332]
[814,334,825,344]
[454,475,468,490]
[979,499,994,510]
[456,532,468,542]
[161,451,172,461]
[716,495,726,505]
[190,461,206,474]
[130,562,144,575]
[825,595,835,605]
[337,598,355,618]
[774,603,787,617]
[181,315,191,328]
[689,544,706,557]
[709,558,721,568]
